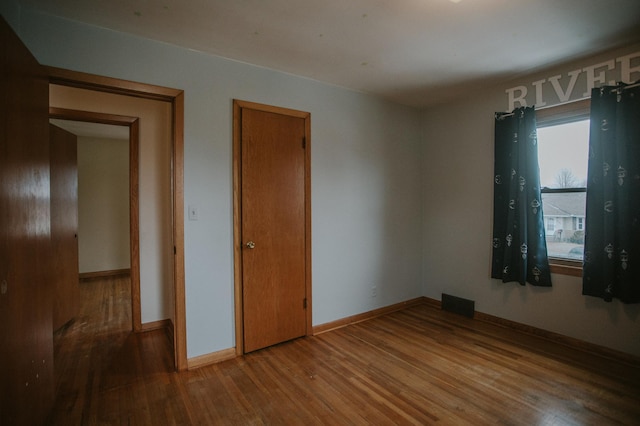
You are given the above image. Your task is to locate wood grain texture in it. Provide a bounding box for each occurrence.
[49,107,138,126]
[232,100,245,356]
[47,66,182,102]
[48,280,640,425]
[0,17,54,425]
[241,108,307,352]
[234,100,312,355]
[172,91,187,371]
[313,297,425,334]
[78,269,131,280]
[129,118,142,332]
[188,348,237,370]
[140,318,172,332]
[50,124,80,331]
[423,296,639,366]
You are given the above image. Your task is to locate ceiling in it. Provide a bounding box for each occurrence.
[50,119,129,140]
[23,0,640,108]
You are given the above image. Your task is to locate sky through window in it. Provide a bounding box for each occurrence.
[537,120,589,189]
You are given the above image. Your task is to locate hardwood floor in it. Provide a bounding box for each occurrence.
[49,279,640,425]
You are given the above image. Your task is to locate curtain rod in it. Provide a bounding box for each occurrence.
[498,97,588,118]
[607,81,640,93]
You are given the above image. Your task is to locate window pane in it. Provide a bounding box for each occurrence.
[537,120,589,189]
[541,192,585,260]
[538,119,589,261]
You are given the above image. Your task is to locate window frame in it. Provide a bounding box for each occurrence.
[536,98,591,277]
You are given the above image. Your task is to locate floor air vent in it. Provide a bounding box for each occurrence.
[441,293,475,318]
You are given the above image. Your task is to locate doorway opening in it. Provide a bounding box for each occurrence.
[49,110,140,331]
[47,67,187,371]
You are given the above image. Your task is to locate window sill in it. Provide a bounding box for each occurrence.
[549,258,583,277]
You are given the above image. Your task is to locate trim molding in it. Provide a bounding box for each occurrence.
[182,295,640,370]
[423,296,640,367]
[187,348,237,370]
[140,318,172,333]
[47,66,179,101]
[79,269,131,280]
[312,297,425,335]
[549,259,583,277]
[140,319,174,353]
[165,319,175,351]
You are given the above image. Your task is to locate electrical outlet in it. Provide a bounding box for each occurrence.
[371,285,377,297]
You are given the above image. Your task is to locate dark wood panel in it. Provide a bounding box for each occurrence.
[0,17,54,425]
[48,278,640,425]
[50,124,79,330]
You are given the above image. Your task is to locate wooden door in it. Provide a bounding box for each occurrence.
[238,103,310,353]
[0,17,54,425]
[50,124,80,330]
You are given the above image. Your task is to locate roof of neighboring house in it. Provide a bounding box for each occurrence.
[541,192,586,217]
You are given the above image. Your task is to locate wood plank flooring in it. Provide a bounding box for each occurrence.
[48,277,640,425]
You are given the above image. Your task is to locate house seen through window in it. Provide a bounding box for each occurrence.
[537,101,590,263]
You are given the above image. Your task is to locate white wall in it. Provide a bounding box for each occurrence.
[77,136,130,274]
[15,7,423,358]
[421,43,640,357]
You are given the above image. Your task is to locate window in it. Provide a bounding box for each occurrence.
[536,99,590,275]
[546,217,555,233]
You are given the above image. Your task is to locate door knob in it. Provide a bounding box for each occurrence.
[246,241,256,249]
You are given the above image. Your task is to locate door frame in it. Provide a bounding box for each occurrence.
[49,107,142,332]
[232,99,312,355]
[47,67,187,371]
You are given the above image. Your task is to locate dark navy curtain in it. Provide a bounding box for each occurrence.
[492,106,552,286]
[583,83,640,303]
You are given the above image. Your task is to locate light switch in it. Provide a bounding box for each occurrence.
[188,205,199,221]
